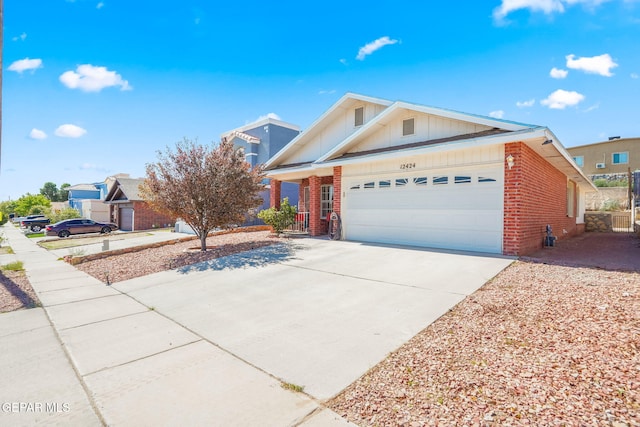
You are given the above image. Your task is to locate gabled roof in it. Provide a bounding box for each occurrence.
[105,177,144,202]
[264,93,394,168]
[264,92,596,191]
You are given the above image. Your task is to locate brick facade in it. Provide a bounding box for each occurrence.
[503,142,579,256]
[269,179,282,209]
[133,201,174,230]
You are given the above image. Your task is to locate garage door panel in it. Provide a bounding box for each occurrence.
[343,167,504,253]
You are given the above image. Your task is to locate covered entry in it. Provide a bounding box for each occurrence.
[342,165,504,253]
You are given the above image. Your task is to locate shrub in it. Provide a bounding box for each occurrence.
[257,197,297,234]
[49,207,82,223]
[602,200,622,211]
[594,178,628,188]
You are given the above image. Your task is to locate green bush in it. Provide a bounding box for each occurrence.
[602,200,622,211]
[257,197,297,234]
[594,179,628,188]
[49,207,82,224]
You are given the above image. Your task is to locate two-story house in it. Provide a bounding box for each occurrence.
[221,117,301,218]
[567,137,640,177]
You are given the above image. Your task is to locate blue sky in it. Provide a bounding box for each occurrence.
[2,0,639,200]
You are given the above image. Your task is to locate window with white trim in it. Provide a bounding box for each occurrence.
[402,118,415,136]
[612,152,628,164]
[354,107,364,127]
[413,177,428,186]
[433,176,448,185]
[321,185,334,219]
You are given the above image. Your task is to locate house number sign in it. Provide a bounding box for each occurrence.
[400,163,416,169]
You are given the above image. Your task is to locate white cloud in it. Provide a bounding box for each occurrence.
[59,64,132,92]
[516,98,536,107]
[8,58,43,73]
[339,58,348,66]
[489,110,505,119]
[12,32,27,42]
[97,2,104,9]
[631,73,639,79]
[55,124,87,138]
[318,89,336,95]
[565,53,618,76]
[356,36,399,61]
[540,89,585,109]
[29,129,47,140]
[256,113,281,121]
[493,0,610,22]
[550,67,568,78]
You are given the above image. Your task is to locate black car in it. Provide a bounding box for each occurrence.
[45,218,119,238]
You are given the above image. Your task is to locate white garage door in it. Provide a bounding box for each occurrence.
[343,166,504,253]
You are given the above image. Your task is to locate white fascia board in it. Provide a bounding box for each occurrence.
[318,101,401,162]
[395,101,536,131]
[321,127,549,167]
[540,129,597,191]
[264,93,394,169]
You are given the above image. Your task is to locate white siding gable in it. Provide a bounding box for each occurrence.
[283,101,388,165]
[349,110,494,155]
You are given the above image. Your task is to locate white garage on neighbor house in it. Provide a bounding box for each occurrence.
[264,93,595,256]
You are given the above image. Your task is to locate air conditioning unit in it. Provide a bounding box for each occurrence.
[596,163,606,169]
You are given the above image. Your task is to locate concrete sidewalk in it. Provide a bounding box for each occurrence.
[0,223,353,426]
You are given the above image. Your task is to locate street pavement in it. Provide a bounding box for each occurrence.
[0,223,513,426]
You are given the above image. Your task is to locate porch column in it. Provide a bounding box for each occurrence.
[269,179,281,209]
[332,166,342,216]
[308,175,322,236]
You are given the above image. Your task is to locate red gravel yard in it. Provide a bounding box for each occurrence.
[330,233,640,426]
[74,230,276,284]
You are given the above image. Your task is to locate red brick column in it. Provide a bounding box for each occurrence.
[503,143,522,256]
[308,176,322,236]
[269,179,281,209]
[332,166,342,216]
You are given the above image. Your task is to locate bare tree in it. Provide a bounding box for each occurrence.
[141,138,265,251]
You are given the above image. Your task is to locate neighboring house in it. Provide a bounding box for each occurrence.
[104,177,174,231]
[66,181,114,222]
[264,93,596,256]
[221,117,301,217]
[567,137,640,177]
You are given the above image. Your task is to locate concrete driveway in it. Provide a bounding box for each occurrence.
[2,223,513,426]
[113,238,513,401]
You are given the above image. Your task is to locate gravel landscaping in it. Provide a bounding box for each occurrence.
[74,230,277,283]
[0,269,40,313]
[329,234,640,426]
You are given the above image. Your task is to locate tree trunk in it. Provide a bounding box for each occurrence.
[200,233,207,251]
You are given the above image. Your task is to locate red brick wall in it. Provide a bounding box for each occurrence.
[503,142,578,256]
[133,201,174,231]
[269,179,281,209]
[309,176,322,235]
[333,166,342,216]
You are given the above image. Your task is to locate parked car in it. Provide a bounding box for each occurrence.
[21,215,51,232]
[45,218,118,238]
